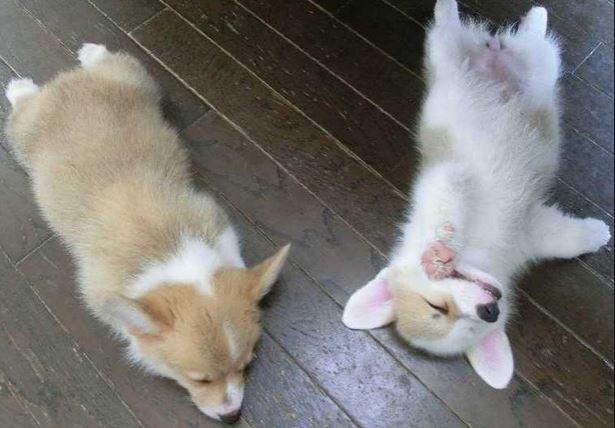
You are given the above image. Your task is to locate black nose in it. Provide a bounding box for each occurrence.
[477,302,500,323]
[219,410,241,424]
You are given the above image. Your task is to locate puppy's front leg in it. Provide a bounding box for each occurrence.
[396,162,474,278]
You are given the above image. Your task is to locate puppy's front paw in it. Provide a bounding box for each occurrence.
[422,240,456,280]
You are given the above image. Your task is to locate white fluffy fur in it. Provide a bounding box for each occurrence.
[129,227,245,298]
[6,78,39,106]
[343,0,611,389]
[78,43,110,67]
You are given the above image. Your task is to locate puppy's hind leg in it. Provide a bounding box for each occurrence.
[77,43,159,99]
[5,78,39,107]
[78,43,111,68]
[434,0,461,28]
[527,204,611,260]
[504,7,561,108]
[517,7,548,39]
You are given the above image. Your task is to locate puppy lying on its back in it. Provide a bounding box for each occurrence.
[343,1,611,388]
[5,44,289,423]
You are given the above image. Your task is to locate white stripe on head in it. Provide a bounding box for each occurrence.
[224,322,240,361]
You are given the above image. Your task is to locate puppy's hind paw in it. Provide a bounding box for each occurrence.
[518,7,548,38]
[5,78,39,107]
[434,0,460,26]
[78,43,109,67]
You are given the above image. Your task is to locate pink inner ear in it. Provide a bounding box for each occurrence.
[342,269,395,330]
[370,278,393,303]
[466,329,514,389]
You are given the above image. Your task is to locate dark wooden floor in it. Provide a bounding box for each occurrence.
[0,0,613,427]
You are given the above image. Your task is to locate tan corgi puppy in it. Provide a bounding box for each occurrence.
[5,43,290,424]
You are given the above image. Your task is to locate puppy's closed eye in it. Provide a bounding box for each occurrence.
[425,299,449,315]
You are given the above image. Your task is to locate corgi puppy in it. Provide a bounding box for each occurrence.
[5,43,290,423]
[343,1,611,389]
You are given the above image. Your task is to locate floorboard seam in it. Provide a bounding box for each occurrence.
[234,0,415,133]
[306,0,426,82]
[157,0,409,202]
[123,5,168,35]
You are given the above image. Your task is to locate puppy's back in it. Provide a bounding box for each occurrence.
[5,52,192,240]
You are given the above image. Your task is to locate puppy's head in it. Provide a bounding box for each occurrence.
[342,264,513,389]
[105,245,290,423]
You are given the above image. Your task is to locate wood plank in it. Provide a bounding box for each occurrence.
[17,0,207,130]
[335,0,426,73]
[0,0,74,83]
[86,0,164,32]
[562,73,614,153]
[131,7,615,362]
[560,127,614,215]
[18,238,353,428]
[0,48,53,265]
[182,111,583,427]
[519,258,614,360]
[0,372,40,428]
[312,0,350,14]
[0,144,51,267]
[574,43,614,97]
[132,8,407,253]
[237,0,426,130]
[161,0,418,190]
[241,333,356,428]
[537,0,614,48]
[0,250,143,428]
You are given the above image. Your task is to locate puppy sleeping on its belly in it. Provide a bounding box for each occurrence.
[343,0,611,388]
[5,44,289,423]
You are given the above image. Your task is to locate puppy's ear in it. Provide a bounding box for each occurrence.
[103,295,174,336]
[466,328,514,389]
[343,268,395,330]
[249,244,291,300]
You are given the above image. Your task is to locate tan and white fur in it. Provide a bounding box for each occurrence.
[343,1,611,389]
[5,43,290,423]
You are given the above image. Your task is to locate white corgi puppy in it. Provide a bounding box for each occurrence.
[343,1,611,389]
[5,43,290,423]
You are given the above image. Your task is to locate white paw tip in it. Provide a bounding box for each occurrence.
[520,7,548,36]
[435,0,459,23]
[5,78,39,106]
[584,219,612,252]
[78,43,109,67]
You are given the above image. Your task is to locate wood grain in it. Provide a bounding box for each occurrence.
[163,0,418,190]
[132,9,407,253]
[238,0,426,130]
[0,250,143,428]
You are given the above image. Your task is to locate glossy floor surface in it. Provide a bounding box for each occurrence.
[0,1,613,427]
